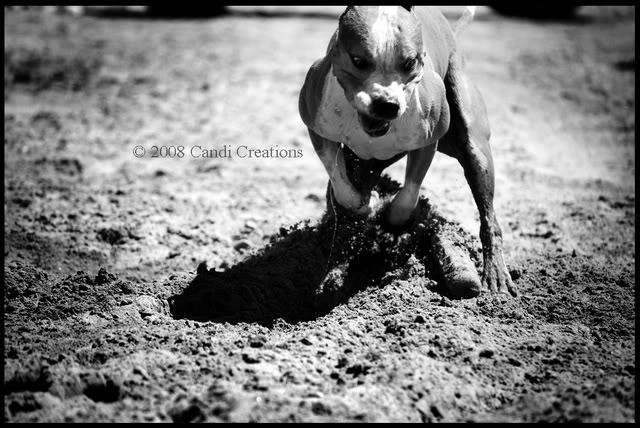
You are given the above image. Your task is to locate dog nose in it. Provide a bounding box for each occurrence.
[372,99,400,120]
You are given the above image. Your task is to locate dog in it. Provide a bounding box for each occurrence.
[299,6,516,297]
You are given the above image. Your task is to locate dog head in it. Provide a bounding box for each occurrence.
[331,6,426,138]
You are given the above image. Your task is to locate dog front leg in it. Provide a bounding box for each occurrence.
[459,142,516,297]
[307,129,375,214]
[387,143,438,227]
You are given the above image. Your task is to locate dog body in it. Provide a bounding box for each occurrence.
[299,6,516,297]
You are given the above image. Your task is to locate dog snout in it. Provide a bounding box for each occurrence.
[372,98,400,120]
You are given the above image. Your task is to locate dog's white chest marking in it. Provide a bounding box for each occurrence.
[314,70,433,160]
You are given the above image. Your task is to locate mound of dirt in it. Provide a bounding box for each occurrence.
[5,264,132,321]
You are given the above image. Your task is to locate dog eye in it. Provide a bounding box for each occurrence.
[351,55,367,70]
[403,58,417,71]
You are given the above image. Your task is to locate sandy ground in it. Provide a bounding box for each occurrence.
[4,6,635,422]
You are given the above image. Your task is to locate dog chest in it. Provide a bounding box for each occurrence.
[312,72,433,160]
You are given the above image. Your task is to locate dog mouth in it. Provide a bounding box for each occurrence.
[357,113,390,138]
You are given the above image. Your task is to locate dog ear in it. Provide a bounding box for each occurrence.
[400,6,414,12]
[340,6,355,22]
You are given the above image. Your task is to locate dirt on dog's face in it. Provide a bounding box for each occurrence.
[332,6,425,138]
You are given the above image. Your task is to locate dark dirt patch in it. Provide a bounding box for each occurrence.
[4,44,103,92]
[5,263,129,321]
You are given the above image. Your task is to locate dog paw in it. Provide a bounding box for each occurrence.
[482,263,517,297]
[327,189,379,220]
[385,187,418,227]
[353,190,380,216]
[380,204,414,234]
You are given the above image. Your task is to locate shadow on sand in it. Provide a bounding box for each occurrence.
[168,176,478,327]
